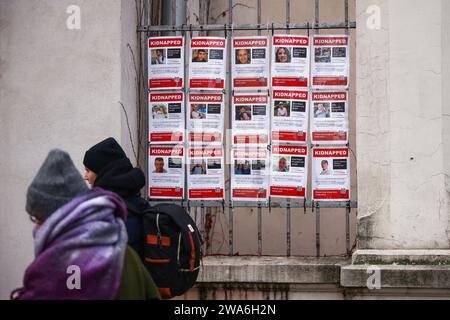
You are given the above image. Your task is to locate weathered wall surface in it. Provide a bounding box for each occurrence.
[0,0,138,299]
[356,0,450,249]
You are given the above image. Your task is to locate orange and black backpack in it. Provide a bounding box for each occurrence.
[142,203,203,299]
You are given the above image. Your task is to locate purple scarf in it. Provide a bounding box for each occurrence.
[11,188,128,300]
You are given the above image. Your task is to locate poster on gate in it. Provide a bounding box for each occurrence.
[271,89,309,144]
[271,35,310,88]
[188,147,224,200]
[231,148,270,201]
[311,35,350,89]
[148,146,185,199]
[232,36,269,90]
[311,91,349,145]
[232,93,270,146]
[312,147,350,201]
[187,92,224,145]
[189,37,227,90]
[270,145,308,198]
[148,36,184,90]
[149,92,185,144]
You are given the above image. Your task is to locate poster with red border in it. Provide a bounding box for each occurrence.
[271,90,309,144]
[311,35,350,89]
[271,35,309,88]
[232,36,269,90]
[312,147,350,201]
[311,91,348,145]
[148,146,185,199]
[188,147,224,200]
[189,37,227,90]
[149,92,185,144]
[270,145,308,198]
[231,148,269,201]
[232,93,270,146]
[148,36,184,90]
[187,93,224,145]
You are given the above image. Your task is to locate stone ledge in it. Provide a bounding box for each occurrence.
[198,256,349,284]
[341,264,450,289]
[352,250,450,265]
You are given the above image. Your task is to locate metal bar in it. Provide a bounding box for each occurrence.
[315,202,320,257]
[149,199,358,208]
[315,0,320,34]
[257,0,261,36]
[286,199,291,257]
[258,205,262,256]
[346,202,351,255]
[286,0,290,34]
[171,0,176,32]
[227,0,234,256]
[229,205,234,255]
[137,21,356,32]
[144,0,150,200]
[201,203,206,255]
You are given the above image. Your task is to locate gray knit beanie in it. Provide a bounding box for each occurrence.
[26,149,89,221]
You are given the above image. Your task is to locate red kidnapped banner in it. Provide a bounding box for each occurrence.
[313,148,349,158]
[149,37,183,48]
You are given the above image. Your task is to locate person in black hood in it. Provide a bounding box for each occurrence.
[83,137,146,256]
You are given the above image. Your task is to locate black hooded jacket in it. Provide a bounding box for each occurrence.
[93,158,147,256]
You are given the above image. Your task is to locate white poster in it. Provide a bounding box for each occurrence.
[271,89,309,144]
[271,35,310,88]
[188,147,224,200]
[270,145,308,198]
[149,92,185,144]
[148,36,184,90]
[311,35,350,89]
[312,147,350,201]
[232,93,270,146]
[231,148,270,201]
[311,91,349,145]
[232,36,269,90]
[148,146,185,199]
[187,92,224,145]
[189,37,227,90]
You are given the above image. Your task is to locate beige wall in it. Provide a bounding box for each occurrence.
[356,0,450,249]
[0,0,138,299]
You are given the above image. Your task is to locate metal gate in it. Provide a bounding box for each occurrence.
[138,0,357,258]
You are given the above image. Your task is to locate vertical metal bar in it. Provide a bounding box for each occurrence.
[346,203,351,255]
[229,206,234,255]
[315,202,320,257]
[286,0,290,34]
[171,0,176,33]
[144,0,150,200]
[257,0,261,36]
[228,0,234,256]
[315,0,320,34]
[286,199,291,257]
[344,0,349,32]
[201,203,206,255]
[258,205,262,256]
[285,0,291,256]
